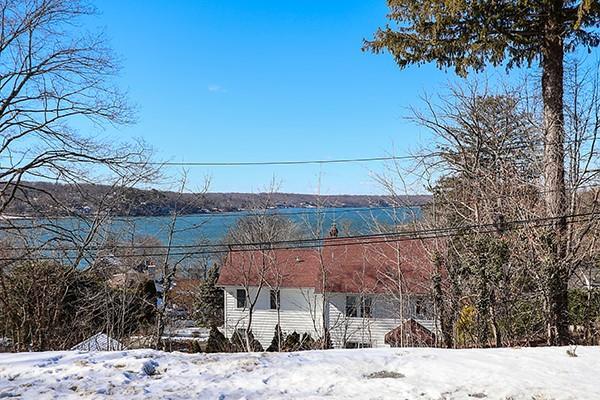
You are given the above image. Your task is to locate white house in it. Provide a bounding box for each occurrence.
[217,236,438,349]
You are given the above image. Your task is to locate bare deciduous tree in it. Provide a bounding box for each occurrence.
[375,74,599,347]
[0,0,154,213]
[222,181,300,351]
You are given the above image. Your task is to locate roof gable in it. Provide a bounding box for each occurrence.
[217,239,434,294]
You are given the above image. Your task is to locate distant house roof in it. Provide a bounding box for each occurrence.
[217,238,433,294]
[71,333,125,351]
[108,271,145,288]
[170,278,202,313]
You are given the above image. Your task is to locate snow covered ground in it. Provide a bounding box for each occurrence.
[1,346,598,399]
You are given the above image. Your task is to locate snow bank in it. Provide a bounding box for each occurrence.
[0,346,598,399]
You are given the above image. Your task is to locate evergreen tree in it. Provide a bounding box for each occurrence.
[279,331,316,351]
[194,265,224,328]
[298,333,315,351]
[231,329,264,352]
[365,0,600,346]
[266,324,284,352]
[461,236,509,347]
[281,331,301,352]
[205,325,231,353]
[190,340,203,353]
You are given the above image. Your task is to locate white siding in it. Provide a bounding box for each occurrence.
[327,292,435,348]
[222,286,324,348]
[222,286,436,349]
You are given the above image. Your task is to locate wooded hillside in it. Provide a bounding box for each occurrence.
[1,182,429,217]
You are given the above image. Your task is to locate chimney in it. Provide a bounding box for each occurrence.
[329,223,339,238]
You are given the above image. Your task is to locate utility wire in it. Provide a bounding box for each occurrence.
[114,136,600,167]
[144,155,438,167]
[3,136,597,169]
[2,183,597,225]
[3,214,597,261]
[1,212,597,260]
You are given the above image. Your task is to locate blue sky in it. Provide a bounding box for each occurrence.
[90,1,463,194]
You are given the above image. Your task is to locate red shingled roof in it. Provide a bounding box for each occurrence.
[321,238,434,294]
[217,248,321,288]
[217,238,434,294]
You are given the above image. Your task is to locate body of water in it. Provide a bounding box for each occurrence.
[2,207,422,249]
[106,206,422,247]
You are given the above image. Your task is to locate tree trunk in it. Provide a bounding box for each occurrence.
[541,21,569,345]
[432,256,453,348]
[489,301,501,348]
[245,317,253,351]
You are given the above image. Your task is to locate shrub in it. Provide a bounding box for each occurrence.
[0,261,156,351]
[299,333,315,351]
[313,331,333,350]
[279,330,318,351]
[266,324,284,352]
[190,340,204,353]
[193,265,224,327]
[568,289,600,326]
[281,331,301,351]
[455,304,477,348]
[231,329,263,352]
[205,326,231,353]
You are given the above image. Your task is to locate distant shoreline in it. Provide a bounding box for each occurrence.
[1,181,431,218]
[0,204,427,220]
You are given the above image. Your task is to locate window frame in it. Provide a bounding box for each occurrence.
[346,295,373,318]
[270,289,280,310]
[361,296,373,318]
[236,288,247,309]
[345,295,358,317]
[415,297,428,318]
[344,341,372,349]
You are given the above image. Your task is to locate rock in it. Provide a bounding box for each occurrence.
[365,370,405,379]
[141,359,159,376]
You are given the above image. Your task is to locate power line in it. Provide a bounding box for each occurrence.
[0,153,435,169]
[3,136,596,169]
[214,212,599,253]
[0,212,597,261]
[143,154,439,167]
[6,214,600,261]
[254,213,598,255]
[2,183,596,225]
[1,184,598,254]
[105,136,600,167]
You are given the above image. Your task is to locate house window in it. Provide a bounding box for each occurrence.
[346,295,373,318]
[345,295,358,317]
[361,296,373,318]
[415,298,423,316]
[345,341,372,349]
[270,290,280,310]
[415,297,430,318]
[236,289,247,309]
